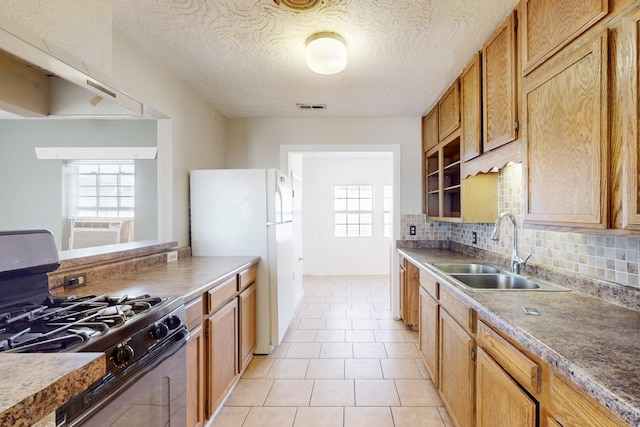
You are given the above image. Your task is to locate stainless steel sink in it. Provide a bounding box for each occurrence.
[451,274,540,290]
[430,262,570,292]
[431,263,502,274]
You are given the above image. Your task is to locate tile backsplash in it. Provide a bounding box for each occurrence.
[403,163,640,289]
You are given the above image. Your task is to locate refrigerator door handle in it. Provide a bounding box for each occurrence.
[274,177,284,224]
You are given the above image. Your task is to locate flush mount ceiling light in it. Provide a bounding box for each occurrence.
[306,32,347,75]
[273,0,323,11]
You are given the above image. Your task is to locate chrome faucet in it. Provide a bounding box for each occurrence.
[490,212,531,275]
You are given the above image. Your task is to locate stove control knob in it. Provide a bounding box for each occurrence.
[150,322,169,341]
[114,345,134,365]
[164,315,182,330]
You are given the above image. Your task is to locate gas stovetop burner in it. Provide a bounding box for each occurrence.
[0,294,169,353]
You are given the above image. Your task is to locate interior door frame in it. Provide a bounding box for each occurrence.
[280,144,402,320]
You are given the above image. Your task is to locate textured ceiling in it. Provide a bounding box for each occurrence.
[112,0,518,119]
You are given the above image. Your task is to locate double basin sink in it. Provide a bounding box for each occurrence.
[431,263,569,292]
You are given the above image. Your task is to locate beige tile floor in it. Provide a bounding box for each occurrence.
[212,276,453,427]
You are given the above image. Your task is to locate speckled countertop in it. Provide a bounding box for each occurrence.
[1,256,259,427]
[53,255,260,303]
[0,353,105,427]
[399,247,640,426]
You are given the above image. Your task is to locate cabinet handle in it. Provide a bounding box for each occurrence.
[471,347,476,360]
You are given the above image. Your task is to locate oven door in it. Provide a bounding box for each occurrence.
[58,329,188,427]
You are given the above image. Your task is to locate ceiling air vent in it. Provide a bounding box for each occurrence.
[296,103,327,110]
[273,0,324,11]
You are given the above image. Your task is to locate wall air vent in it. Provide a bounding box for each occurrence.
[296,103,327,110]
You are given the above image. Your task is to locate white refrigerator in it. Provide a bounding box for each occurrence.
[190,169,295,354]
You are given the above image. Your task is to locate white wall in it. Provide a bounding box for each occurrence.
[111,30,228,247]
[303,154,393,275]
[226,117,422,215]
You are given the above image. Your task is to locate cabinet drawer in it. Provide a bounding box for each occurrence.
[477,321,540,395]
[239,265,257,291]
[185,296,204,329]
[419,269,439,299]
[208,276,237,313]
[440,287,474,334]
[550,373,626,427]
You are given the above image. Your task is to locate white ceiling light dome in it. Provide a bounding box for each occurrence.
[306,32,347,75]
[273,0,323,11]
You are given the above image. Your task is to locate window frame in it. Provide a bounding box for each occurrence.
[66,160,136,219]
[333,184,374,238]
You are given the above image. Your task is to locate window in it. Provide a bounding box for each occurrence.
[67,161,135,218]
[334,185,373,237]
[383,185,392,238]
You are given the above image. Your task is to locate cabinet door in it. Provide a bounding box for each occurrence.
[399,257,406,320]
[423,108,439,152]
[476,347,537,427]
[461,52,482,161]
[616,7,640,230]
[425,149,440,218]
[439,80,461,141]
[238,282,257,373]
[439,309,474,427]
[403,261,420,330]
[419,286,439,386]
[187,324,204,427]
[521,0,607,74]
[483,11,518,151]
[207,299,238,417]
[523,31,608,229]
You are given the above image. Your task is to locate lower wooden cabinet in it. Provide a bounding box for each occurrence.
[476,347,537,427]
[550,372,628,427]
[239,282,257,372]
[401,256,631,427]
[399,256,419,330]
[186,324,204,427]
[419,285,439,386]
[186,264,257,424]
[207,298,238,417]
[439,309,474,427]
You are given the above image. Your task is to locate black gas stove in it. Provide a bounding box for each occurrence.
[0,230,187,375]
[0,230,189,426]
[0,292,186,375]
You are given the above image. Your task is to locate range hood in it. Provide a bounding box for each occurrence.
[0,23,142,119]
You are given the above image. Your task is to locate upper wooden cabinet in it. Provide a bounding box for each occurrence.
[482,11,519,152]
[522,30,608,229]
[460,53,482,162]
[423,108,439,153]
[438,80,461,141]
[613,6,640,231]
[521,0,608,75]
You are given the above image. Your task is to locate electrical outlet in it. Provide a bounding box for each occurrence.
[409,225,416,236]
[472,231,477,244]
[167,251,178,263]
[64,273,87,289]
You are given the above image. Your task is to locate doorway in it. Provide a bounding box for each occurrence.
[281,144,402,320]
